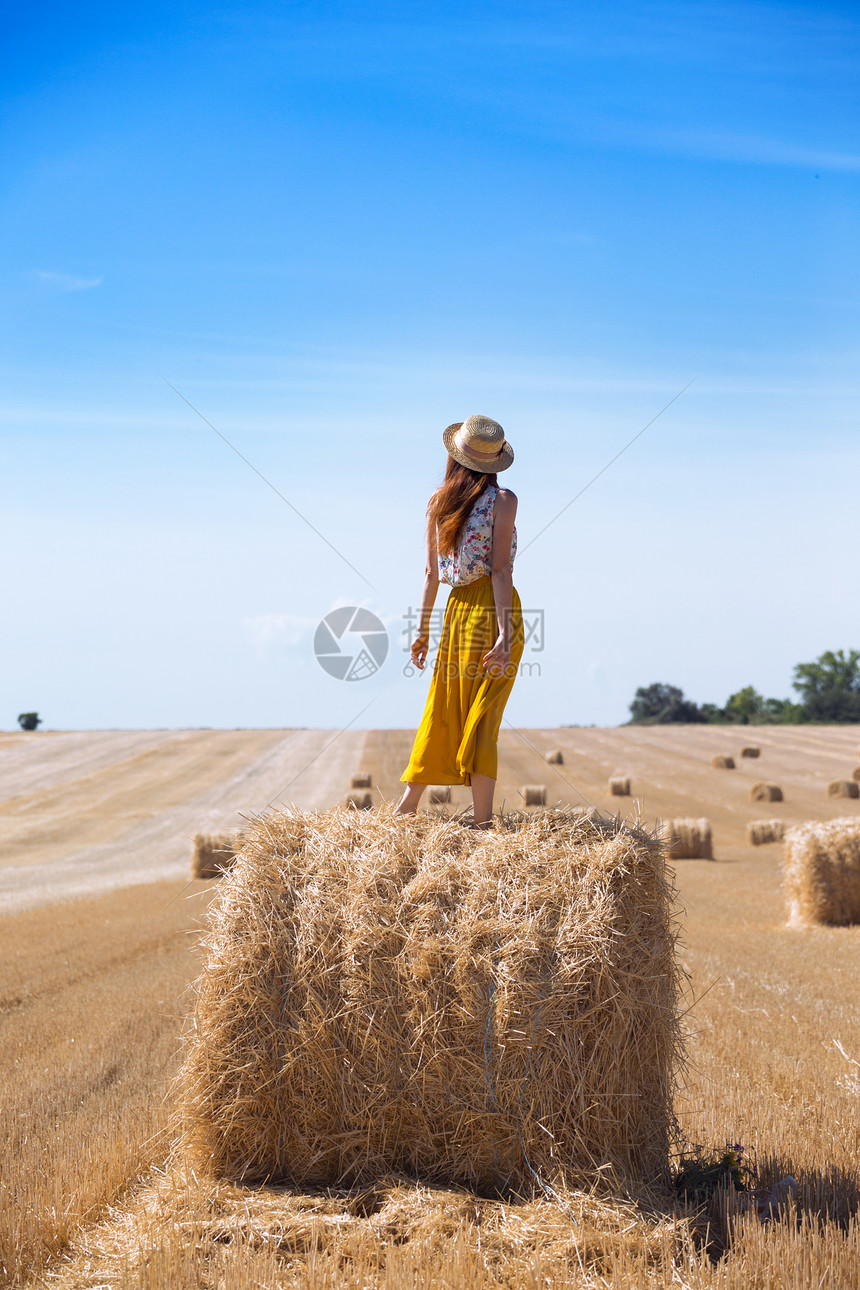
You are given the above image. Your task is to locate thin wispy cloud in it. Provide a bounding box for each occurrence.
[34,270,104,293]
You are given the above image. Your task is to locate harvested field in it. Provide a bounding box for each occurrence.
[2,725,860,1287]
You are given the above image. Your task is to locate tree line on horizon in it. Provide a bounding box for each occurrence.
[629,649,860,726]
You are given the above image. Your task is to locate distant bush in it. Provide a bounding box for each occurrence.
[628,683,706,725]
[17,712,42,731]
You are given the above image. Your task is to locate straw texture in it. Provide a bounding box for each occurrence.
[660,819,712,860]
[521,784,546,806]
[711,755,735,770]
[740,746,761,759]
[751,782,783,803]
[747,820,785,846]
[191,833,240,880]
[178,805,682,1193]
[609,777,631,797]
[827,780,859,799]
[783,818,860,926]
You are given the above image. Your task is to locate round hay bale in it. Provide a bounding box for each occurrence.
[350,773,372,789]
[660,818,712,861]
[545,750,564,765]
[521,784,547,806]
[783,818,860,925]
[345,790,373,810]
[711,755,735,770]
[609,776,631,796]
[750,782,783,803]
[191,833,240,881]
[178,806,681,1192]
[851,766,860,783]
[429,786,451,804]
[827,780,860,800]
[747,820,785,846]
[740,746,761,759]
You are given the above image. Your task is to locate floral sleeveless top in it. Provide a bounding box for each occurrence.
[437,485,517,587]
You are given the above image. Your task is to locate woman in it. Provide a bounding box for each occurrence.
[394,415,524,828]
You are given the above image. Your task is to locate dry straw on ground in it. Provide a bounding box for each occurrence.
[351,773,372,789]
[660,819,713,861]
[827,780,859,799]
[191,833,240,880]
[747,820,786,846]
[178,805,682,1194]
[783,818,860,926]
[740,746,761,759]
[546,749,564,764]
[428,786,451,804]
[711,755,735,770]
[521,784,547,805]
[346,790,373,809]
[751,782,783,803]
[609,776,631,796]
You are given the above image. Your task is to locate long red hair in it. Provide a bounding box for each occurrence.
[428,437,497,557]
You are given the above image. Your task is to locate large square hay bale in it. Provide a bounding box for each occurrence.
[711,755,735,770]
[350,772,372,789]
[191,833,241,880]
[750,782,783,803]
[740,745,761,759]
[747,820,785,846]
[783,818,860,926]
[345,790,373,809]
[521,784,546,805]
[609,776,631,796]
[827,780,859,799]
[660,818,712,860]
[179,807,681,1193]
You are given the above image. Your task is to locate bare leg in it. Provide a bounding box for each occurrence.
[470,772,495,828]
[394,782,426,816]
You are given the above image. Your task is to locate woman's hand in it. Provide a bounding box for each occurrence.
[410,632,430,670]
[482,634,512,679]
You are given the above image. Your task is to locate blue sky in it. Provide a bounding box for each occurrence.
[2,0,858,731]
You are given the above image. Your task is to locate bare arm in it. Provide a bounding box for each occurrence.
[410,517,440,671]
[484,488,517,677]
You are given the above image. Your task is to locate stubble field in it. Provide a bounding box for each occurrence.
[2,725,859,1287]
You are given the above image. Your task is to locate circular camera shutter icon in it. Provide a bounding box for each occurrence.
[314,606,389,681]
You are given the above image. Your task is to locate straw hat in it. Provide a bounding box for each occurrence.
[442,415,514,474]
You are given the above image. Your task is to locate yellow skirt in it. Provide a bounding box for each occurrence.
[400,575,524,785]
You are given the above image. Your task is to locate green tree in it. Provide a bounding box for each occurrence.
[17,712,42,731]
[628,683,706,725]
[724,686,764,725]
[792,649,860,723]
